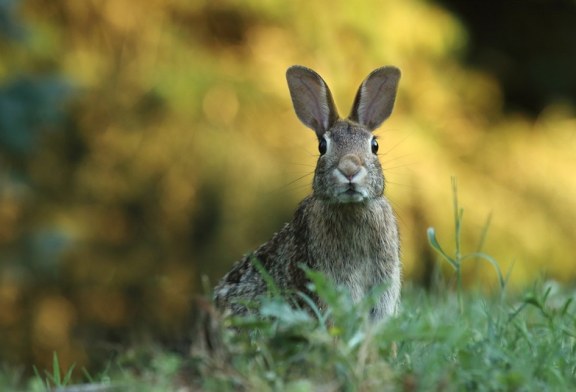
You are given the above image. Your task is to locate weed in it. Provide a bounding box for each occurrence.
[427,177,509,313]
[32,352,75,390]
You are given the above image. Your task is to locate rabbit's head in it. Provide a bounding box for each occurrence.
[286,66,401,203]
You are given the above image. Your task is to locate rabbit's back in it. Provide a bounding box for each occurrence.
[213,218,310,315]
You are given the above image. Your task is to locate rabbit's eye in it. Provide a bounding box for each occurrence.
[318,137,327,155]
[371,137,379,154]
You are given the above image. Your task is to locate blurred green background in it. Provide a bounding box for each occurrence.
[1,0,575,374]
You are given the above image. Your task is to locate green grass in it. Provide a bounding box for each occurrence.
[5,185,576,391]
[5,278,576,391]
[206,280,576,391]
[31,352,76,390]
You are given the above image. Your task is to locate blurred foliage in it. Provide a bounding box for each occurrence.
[0,0,575,376]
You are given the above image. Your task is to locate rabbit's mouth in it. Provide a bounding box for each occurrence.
[337,186,366,203]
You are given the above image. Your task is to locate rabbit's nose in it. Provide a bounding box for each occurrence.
[338,154,362,180]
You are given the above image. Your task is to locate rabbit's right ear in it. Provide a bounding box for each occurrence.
[286,66,339,136]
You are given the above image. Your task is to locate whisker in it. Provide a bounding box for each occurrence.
[379,152,416,164]
[286,162,317,168]
[386,180,419,190]
[287,183,313,192]
[268,171,314,194]
[379,135,411,156]
[384,162,419,171]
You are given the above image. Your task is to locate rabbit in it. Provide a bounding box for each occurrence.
[213,65,402,321]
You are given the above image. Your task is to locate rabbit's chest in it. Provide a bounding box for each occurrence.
[303,198,399,300]
[317,238,386,273]
[310,221,392,295]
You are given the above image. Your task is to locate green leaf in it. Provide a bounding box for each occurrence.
[251,255,281,298]
[463,252,506,290]
[427,227,457,269]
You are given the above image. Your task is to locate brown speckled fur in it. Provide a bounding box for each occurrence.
[214,66,402,320]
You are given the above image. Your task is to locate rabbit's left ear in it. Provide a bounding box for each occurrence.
[349,67,401,131]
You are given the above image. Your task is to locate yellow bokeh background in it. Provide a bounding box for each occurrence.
[1,0,575,373]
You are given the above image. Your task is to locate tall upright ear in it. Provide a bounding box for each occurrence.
[286,65,339,136]
[349,66,401,131]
